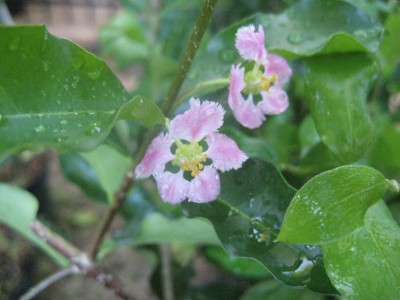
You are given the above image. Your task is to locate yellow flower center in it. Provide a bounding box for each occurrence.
[172,141,208,177]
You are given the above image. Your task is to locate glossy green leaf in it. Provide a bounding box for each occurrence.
[0,183,68,266]
[183,159,336,293]
[304,54,378,163]
[278,165,387,244]
[206,247,270,279]
[0,26,163,161]
[323,201,400,299]
[117,95,165,128]
[80,145,132,204]
[181,0,383,98]
[263,0,384,59]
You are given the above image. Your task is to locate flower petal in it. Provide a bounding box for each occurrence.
[235,24,267,62]
[135,134,174,178]
[155,171,189,205]
[205,132,248,172]
[259,86,289,115]
[265,54,292,84]
[170,98,224,141]
[188,166,220,203]
[228,65,265,129]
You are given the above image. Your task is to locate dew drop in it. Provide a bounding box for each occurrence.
[85,122,102,136]
[34,124,46,133]
[60,119,67,125]
[72,56,85,70]
[87,66,103,80]
[43,62,49,72]
[287,32,306,45]
[9,36,21,51]
[0,114,8,127]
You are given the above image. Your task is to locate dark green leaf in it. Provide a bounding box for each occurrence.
[0,183,68,266]
[278,165,387,244]
[183,159,336,293]
[323,201,400,298]
[378,11,400,77]
[59,152,108,203]
[304,54,378,163]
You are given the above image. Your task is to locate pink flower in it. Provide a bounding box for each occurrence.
[135,98,248,205]
[228,25,292,129]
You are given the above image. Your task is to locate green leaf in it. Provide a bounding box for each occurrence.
[323,201,400,299]
[80,145,132,204]
[206,247,270,279]
[278,165,387,244]
[183,159,336,293]
[117,95,165,128]
[304,53,378,163]
[59,152,108,203]
[105,212,220,249]
[0,183,68,266]
[263,0,384,59]
[0,26,163,159]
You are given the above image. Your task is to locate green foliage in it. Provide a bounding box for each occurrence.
[0,183,68,266]
[304,54,378,163]
[278,165,387,244]
[323,201,400,299]
[183,159,336,293]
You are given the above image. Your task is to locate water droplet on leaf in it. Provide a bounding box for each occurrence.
[34,124,46,133]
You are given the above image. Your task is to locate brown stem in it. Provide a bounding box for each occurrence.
[30,220,136,300]
[87,170,135,261]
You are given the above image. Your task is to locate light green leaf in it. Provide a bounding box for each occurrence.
[323,201,400,299]
[278,165,387,244]
[80,144,132,204]
[304,53,378,163]
[0,183,68,266]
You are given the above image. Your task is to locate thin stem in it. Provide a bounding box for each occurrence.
[160,244,174,300]
[161,0,219,116]
[87,0,219,261]
[31,220,136,300]
[18,267,79,300]
[87,170,135,261]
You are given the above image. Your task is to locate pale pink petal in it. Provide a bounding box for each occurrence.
[188,166,220,203]
[229,90,265,129]
[258,87,289,115]
[205,132,248,172]
[155,171,190,205]
[135,134,174,178]
[235,24,267,62]
[265,54,292,84]
[228,65,246,107]
[170,98,224,141]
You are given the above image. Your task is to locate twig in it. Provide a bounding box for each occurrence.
[87,170,134,261]
[18,267,79,300]
[160,244,174,300]
[161,0,219,116]
[30,220,136,300]
[86,0,219,262]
